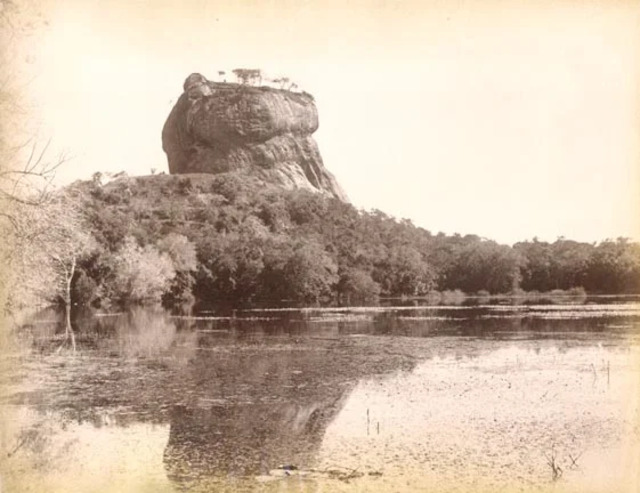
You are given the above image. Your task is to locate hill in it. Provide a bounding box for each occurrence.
[7,72,639,309]
[54,172,640,308]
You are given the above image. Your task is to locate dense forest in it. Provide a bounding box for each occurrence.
[8,172,640,309]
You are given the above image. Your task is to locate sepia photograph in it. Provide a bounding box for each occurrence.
[1,0,639,491]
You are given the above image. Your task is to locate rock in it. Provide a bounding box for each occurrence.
[162,73,348,202]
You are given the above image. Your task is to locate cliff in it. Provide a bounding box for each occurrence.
[162,73,348,202]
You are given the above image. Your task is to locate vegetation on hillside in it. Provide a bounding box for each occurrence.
[7,173,640,309]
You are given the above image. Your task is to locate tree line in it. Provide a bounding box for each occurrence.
[212,68,301,92]
[5,173,640,309]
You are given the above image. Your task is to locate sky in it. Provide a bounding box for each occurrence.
[8,0,640,245]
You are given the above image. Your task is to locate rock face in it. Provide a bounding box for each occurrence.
[162,73,348,201]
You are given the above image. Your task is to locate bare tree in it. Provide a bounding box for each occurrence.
[0,0,65,231]
[0,0,70,314]
[0,139,66,209]
[10,193,95,349]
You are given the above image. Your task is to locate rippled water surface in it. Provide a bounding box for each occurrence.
[1,298,639,492]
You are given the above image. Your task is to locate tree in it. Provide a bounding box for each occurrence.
[0,140,68,312]
[156,233,197,304]
[12,193,94,301]
[0,140,65,216]
[157,233,197,272]
[548,239,591,290]
[0,0,67,313]
[0,0,61,218]
[514,239,554,291]
[338,268,380,303]
[194,225,270,303]
[232,68,262,86]
[110,236,176,303]
[10,193,96,349]
[270,76,299,91]
[373,245,436,296]
[442,239,522,294]
[281,241,338,303]
[272,77,289,89]
[586,239,640,293]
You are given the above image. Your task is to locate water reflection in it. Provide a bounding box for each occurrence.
[319,344,640,492]
[2,299,639,491]
[164,393,349,482]
[1,406,171,493]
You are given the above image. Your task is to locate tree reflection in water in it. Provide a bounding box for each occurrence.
[5,306,420,489]
[4,301,639,491]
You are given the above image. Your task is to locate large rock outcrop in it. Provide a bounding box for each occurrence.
[162,73,348,201]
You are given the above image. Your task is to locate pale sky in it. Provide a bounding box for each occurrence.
[10,0,640,245]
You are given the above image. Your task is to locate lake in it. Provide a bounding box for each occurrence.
[1,297,639,492]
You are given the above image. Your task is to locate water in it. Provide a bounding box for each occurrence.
[1,298,639,492]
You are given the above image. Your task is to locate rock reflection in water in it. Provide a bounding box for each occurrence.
[161,330,413,485]
[164,395,347,482]
[3,300,639,492]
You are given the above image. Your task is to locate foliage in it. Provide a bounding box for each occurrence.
[71,270,99,306]
[157,233,197,272]
[156,233,197,304]
[270,77,299,91]
[30,173,640,308]
[110,237,176,304]
[281,241,338,303]
[441,239,522,294]
[0,1,67,311]
[585,239,640,293]
[8,193,96,308]
[514,238,640,294]
[194,230,267,303]
[232,68,262,86]
[338,268,381,303]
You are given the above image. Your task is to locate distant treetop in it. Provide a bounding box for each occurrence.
[213,68,302,93]
[232,68,262,86]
